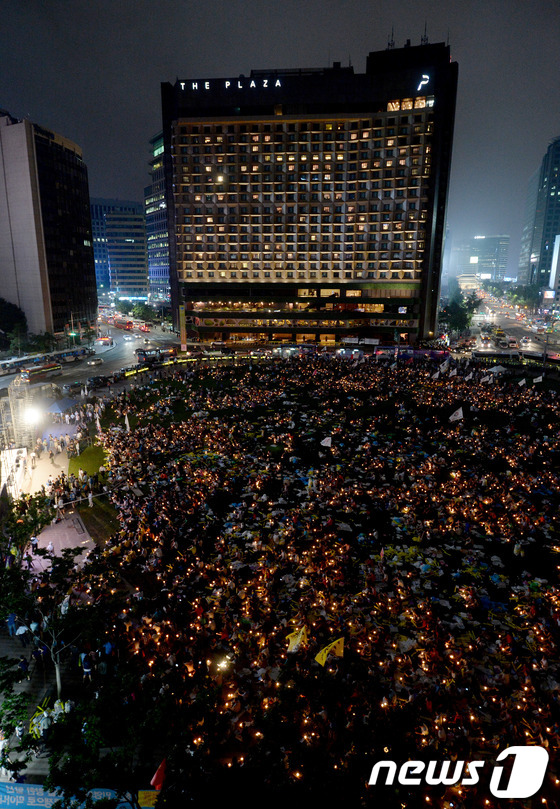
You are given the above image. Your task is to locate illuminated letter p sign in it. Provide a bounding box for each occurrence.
[489,746,549,799]
[417,74,429,92]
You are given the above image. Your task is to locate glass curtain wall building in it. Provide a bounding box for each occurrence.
[518,136,560,288]
[144,133,170,299]
[162,41,458,343]
[90,199,148,300]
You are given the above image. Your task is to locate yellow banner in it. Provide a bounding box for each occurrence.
[138,791,158,807]
[286,626,308,652]
[179,304,187,351]
[315,637,344,666]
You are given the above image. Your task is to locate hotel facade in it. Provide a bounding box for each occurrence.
[161,42,458,344]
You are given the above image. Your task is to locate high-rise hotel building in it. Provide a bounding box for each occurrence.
[161,42,458,343]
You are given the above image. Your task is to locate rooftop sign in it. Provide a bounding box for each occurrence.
[179,77,282,92]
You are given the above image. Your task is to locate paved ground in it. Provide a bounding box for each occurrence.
[2,426,96,783]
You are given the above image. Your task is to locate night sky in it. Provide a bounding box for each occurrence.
[2,0,559,276]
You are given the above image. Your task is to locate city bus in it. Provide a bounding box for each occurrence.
[0,347,90,377]
[135,347,177,364]
[114,318,134,330]
[21,363,63,382]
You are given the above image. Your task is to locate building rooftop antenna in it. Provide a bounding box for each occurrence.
[387,26,395,49]
[421,21,429,46]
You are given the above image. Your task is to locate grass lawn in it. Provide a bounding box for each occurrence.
[77,498,120,546]
[68,444,106,478]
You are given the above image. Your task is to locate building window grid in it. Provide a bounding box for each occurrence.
[172,112,430,282]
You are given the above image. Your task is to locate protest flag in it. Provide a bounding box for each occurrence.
[449,407,463,423]
[287,626,308,653]
[150,758,167,790]
[315,637,344,667]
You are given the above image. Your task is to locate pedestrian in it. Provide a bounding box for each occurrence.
[6,613,16,637]
[30,535,38,554]
[18,656,30,680]
[82,653,94,683]
[15,625,29,647]
[46,541,54,555]
[30,451,37,469]
[49,449,54,465]
[88,491,93,508]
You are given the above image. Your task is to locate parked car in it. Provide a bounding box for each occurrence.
[86,376,107,389]
[62,381,83,395]
[87,356,104,366]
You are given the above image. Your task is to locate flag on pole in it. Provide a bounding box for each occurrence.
[125,413,131,432]
[390,362,397,369]
[315,637,344,667]
[286,626,308,653]
[465,372,473,381]
[533,376,543,383]
[481,375,490,383]
[449,407,463,423]
[96,416,102,433]
[320,436,332,448]
[432,371,440,380]
[380,547,385,559]
[150,758,167,790]
[449,368,457,377]
[440,360,450,372]
[518,378,526,387]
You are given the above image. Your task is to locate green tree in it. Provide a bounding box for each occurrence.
[8,323,29,356]
[506,284,542,313]
[481,280,509,298]
[114,300,132,316]
[27,332,58,354]
[131,303,157,323]
[0,299,26,337]
[82,327,96,347]
[440,290,480,334]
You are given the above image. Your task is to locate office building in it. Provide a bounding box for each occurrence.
[144,133,170,299]
[518,136,560,288]
[90,198,148,299]
[453,235,509,282]
[161,41,458,343]
[0,110,97,335]
[105,209,148,301]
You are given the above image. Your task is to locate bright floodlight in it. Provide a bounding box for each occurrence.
[25,407,41,425]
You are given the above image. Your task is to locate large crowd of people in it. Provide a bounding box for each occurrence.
[9,354,560,805]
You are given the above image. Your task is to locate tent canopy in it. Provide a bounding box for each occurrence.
[46,398,78,414]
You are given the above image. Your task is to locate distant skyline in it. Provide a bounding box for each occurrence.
[2,0,560,277]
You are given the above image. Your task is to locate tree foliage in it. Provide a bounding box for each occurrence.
[439,290,480,334]
[0,298,26,338]
[131,303,157,323]
[506,284,542,312]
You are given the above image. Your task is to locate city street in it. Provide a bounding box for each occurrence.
[0,325,179,393]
